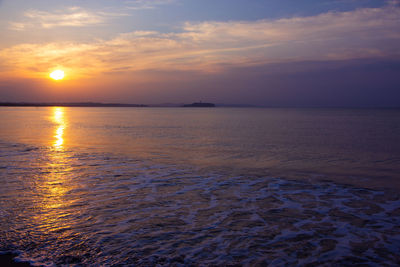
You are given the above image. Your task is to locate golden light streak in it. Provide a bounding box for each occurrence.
[52,107,66,149]
[54,125,65,148]
[32,107,74,232]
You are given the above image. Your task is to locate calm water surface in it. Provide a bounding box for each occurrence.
[1,107,399,265]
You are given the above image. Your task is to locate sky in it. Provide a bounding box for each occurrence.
[0,0,399,106]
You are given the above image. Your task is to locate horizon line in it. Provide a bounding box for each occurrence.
[0,102,399,109]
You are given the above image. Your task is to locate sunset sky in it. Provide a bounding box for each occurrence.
[0,0,399,106]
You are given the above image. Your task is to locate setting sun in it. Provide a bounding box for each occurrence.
[49,70,65,80]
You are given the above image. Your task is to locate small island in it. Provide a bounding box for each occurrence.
[183,102,215,107]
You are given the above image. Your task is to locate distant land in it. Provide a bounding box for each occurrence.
[183,102,215,107]
[0,102,148,107]
[0,102,260,108]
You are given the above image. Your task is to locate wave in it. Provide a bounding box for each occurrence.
[0,141,399,265]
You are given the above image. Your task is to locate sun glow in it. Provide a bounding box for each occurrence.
[50,70,65,80]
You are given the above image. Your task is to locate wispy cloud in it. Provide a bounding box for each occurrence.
[125,0,177,10]
[1,2,400,78]
[9,6,126,30]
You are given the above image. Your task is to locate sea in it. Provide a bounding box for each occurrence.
[0,107,399,266]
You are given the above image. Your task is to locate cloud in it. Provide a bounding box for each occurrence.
[125,0,176,10]
[1,2,400,78]
[9,6,127,30]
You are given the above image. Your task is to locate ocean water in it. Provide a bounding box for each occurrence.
[0,107,400,266]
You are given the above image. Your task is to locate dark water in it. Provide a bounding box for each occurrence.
[0,107,399,266]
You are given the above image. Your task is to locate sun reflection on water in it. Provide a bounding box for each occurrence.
[52,107,66,149]
[33,107,77,232]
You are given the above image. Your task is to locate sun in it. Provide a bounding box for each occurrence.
[50,70,65,80]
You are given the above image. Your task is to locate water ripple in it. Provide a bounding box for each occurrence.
[0,142,399,266]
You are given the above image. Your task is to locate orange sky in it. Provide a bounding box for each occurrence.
[0,0,400,106]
